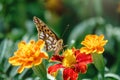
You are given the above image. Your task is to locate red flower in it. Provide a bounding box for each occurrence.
[48,48,93,80]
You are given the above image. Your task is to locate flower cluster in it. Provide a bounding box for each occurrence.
[8,34,108,80]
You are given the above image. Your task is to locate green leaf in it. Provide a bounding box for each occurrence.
[0,39,8,63]
[92,53,105,80]
[105,73,120,80]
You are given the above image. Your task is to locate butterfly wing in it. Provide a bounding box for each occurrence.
[33,16,63,52]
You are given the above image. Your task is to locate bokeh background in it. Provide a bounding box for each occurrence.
[0,0,120,80]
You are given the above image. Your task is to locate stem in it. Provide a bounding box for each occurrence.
[32,62,49,80]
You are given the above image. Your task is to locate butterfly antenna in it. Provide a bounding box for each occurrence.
[61,24,70,38]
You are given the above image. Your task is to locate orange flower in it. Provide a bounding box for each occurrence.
[9,40,48,73]
[80,34,108,54]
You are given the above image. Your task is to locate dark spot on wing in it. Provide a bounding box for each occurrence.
[45,29,47,32]
[50,32,52,34]
[39,29,41,31]
[47,29,50,32]
[43,25,46,27]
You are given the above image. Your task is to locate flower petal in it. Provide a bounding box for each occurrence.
[48,64,64,77]
[96,47,104,54]
[75,50,93,64]
[9,56,22,66]
[50,55,64,62]
[63,68,78,80]
[74,62,87,74]
[80,47,93,54]
[18,64,25,73]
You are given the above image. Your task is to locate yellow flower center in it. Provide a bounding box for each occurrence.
[62,49,76,67]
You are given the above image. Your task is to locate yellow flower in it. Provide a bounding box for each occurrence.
[9,40,48,73]
[62,49,76,67]
[80,34,108,54]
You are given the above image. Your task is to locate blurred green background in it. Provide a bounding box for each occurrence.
[0,0,120,80]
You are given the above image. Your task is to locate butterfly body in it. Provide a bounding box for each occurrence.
[33,16,63,54]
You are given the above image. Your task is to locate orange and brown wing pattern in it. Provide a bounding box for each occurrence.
[33,16,63,53]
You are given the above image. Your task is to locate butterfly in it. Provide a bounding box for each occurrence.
[33,16,63,54]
